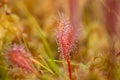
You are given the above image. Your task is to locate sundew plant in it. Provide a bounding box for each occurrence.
[0,0,120,80]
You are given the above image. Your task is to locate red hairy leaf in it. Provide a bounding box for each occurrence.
[6,44,36,73]
[57,15,78,80]
[57,16,77,58]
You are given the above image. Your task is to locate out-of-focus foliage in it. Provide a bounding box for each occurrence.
[0,0,120,80]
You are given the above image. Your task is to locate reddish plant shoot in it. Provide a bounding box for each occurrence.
[104,0,119,35]
[69,0,79,29]
[57,14,78,79]
[57,0,80,79]
[6,44,36,73]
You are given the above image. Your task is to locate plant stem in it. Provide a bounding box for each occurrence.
[66,55,72,80]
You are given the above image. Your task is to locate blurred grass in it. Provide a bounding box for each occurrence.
[0,0,120,80]
[14,1,60,76]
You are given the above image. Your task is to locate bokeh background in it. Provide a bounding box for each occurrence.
[0,0,120,80]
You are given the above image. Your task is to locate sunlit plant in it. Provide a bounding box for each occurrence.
[6,44,36,73]
[57,14,79,80]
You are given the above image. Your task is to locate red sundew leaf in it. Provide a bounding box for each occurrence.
[6,44,36,73]
[57,15,77,58]
[57,0,80,79]
[57,15,78,80]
